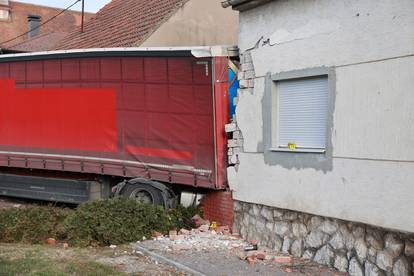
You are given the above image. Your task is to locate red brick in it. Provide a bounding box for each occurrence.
[274,256,293,264]
[201,190,234,228]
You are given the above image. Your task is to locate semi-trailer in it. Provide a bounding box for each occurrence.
[0,46,238,208]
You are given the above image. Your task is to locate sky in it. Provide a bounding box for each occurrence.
[16,0,111,13]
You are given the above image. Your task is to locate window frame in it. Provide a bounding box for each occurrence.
[268,67,332,154]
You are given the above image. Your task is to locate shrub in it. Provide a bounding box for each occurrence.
[0,198,202,246]
[168,204,203,230]
[64,198,176,246]
[0,206,71,244]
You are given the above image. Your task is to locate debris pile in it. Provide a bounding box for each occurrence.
[146,214,297,268]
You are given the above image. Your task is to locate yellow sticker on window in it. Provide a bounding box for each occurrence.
[288,142,296,150]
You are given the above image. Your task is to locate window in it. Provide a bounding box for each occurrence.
[272,76,328,152]
[28,15,41,38]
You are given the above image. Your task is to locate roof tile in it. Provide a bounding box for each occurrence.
[56,0,189,49]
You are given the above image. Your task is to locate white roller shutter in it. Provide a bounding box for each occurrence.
[278,76,328,149]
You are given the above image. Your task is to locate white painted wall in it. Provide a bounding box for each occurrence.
[233,0,414,232]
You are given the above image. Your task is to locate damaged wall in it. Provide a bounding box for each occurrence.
[229,0,414,233]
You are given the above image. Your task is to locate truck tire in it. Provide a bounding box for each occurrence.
[120,183,165,206]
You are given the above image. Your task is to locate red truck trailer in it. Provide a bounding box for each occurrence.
[0,46,238,207]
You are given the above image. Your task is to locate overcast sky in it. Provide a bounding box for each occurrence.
[17,0,111,13]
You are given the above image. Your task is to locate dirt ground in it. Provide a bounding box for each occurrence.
[0,243,182,275]
[0,196,29,209]
[137,233,346,276]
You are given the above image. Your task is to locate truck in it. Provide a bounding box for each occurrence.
[0,46,238,208]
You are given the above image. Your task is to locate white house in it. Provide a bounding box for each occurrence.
[222,0,414,275]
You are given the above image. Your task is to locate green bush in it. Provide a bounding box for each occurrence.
[64,198,179,246]
[0,198,202,246]
[168,204,203,230]
[0,206,71,244]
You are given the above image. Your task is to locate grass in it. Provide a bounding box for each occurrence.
[0,244,126,276]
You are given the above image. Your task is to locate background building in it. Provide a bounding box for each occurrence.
[0,0,93,52]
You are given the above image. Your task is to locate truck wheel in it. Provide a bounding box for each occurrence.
[121,183,164,206]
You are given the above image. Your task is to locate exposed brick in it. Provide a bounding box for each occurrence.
[201,190,234,228]
[241,62,254,72]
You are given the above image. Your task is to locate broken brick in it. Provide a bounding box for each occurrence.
[238,252,247,260]
[171,244,191,251]
[198,224,209,232]
[216,225,230,234]
[152,231,163,238]
[179,228,190,235]
[169,230,177,236]
[47,238,56,245]
[256,251,267,260]
[274,255,293,264]
[247,256,256,266]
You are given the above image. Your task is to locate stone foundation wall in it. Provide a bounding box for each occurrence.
[234,201,414,276]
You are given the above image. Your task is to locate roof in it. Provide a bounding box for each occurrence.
[0,46,239,62]
[56,0,189,50]
[5,32,68,52]
[0,1,94,52]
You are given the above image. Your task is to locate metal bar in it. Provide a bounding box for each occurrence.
[81,0,85,33]
[0,151,212,174]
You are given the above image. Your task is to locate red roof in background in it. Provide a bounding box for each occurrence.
[7,32,68,52]
[56,0,189,50]
[0,1,94,52]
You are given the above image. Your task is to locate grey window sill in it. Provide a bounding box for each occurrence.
[270,147,326,154]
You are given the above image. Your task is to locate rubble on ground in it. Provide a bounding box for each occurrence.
[146,215,300,268]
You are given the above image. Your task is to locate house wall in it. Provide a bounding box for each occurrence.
[141,0,238,47]
[231,0,414,234]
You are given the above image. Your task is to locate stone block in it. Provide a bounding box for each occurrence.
[393,256,410,276]
[364,261,384,276]
[314,245,335,267]
[334,253,349,272]
[384,233,404,257]
[348,257,364,276]
[376,250,394,272]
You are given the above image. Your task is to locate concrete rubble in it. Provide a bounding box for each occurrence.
[148,216,306,269]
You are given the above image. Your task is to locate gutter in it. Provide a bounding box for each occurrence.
[221,0,250,8]
[222,0,273,11]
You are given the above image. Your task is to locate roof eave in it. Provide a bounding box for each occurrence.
[222,0,273,11]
